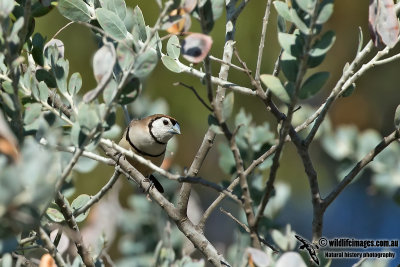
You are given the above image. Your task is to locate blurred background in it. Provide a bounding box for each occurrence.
[34,1,400,266]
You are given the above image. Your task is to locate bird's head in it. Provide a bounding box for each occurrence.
[149,115,181,144]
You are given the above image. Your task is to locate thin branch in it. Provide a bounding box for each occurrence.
[40,139,115,166]
[374,53,400,65]
[38,227,66,267]
[198,177,240,230]
[19,233,38,246]
[210,0,261,249]
[178,128,216,215]
[323,130,400,209]
[220,207,250,233]
[209,55,248,73]
[219,207,279,252]
[54,192,94,267]
[55,148,83,191]
[178,177,242,205]
[50,21,74,41]
[232,0,251,21]
[73,170,121,217]
[122,105,131,126]
[255,0,273,82]
[303,39,374,146]
[173,82,213,112]
[177,60,257,96]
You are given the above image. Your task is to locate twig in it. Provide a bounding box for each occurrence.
[220,207,250,233]
[19,233,38,246]
[302,40,374,146]
[38,227,66,267]
[54,148,84,191]
[178,177,242,205]
[374,53,400,65]
[255,0,273,82]
[219,207,279,252]
[177,60,257,96]
[73,170,121,216]
[50,21,74,41]
[177,128,216,216]
[209,55,248,73]
[122,105,131,126]
[198,177,240,230]
[352,258,367,267]
[211,0,261,249]
[323,130,400,209]
[39,139,115,166]
[54,192,94,267]
[173,82,213,112]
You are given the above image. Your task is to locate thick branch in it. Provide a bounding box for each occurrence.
[100,144,229,266]
[38,228,66,267]
[54,192,94,267]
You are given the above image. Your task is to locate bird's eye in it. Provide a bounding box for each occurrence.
[163,120,169,125]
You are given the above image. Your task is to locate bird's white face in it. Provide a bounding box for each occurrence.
[149,116,181,144]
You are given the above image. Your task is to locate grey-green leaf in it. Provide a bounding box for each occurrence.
[36,69,57,88]
[357,26,363,54]
[24,103,42,125]
[0,0,14,18]
[132,6,147,42]
[132,49,158,78]
[71,122,87,147]
[58,0,91,22]
[46,205,65,223]
[161,56,182,73]
[93,43,116,84]
[117,42,134,72]
[290,8,309,34]
[260,74,291,104]
[78,103,100,134]
[208,115,223,134]
[274,1,292,22]
[103,78,118,104]
[222,92,234,122]
[38,81,49,102]
[9,17,24,44]
[32,33,45,66]
[71,194,91,222]
[278,32,303,57]
[281,51,299,82]
[317,0,334,24]
[68,72,82,95]
[167,35,180,59]
[309,30,336,57]
[54,58,69,94]
[341,83,355,97]
[100,0,126,20]
[96,8,128,40]
[394,104,400,129]
[296,0,316,14]
[299,72,329,99]
[277,15,287,33]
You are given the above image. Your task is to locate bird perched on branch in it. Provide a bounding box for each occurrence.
[119,114,181,193]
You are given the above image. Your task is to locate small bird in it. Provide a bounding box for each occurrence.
[118,114,181,193]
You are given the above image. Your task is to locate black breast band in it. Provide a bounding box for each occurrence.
[126,127,165,158]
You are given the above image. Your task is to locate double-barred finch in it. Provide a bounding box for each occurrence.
[119,114,181,193]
